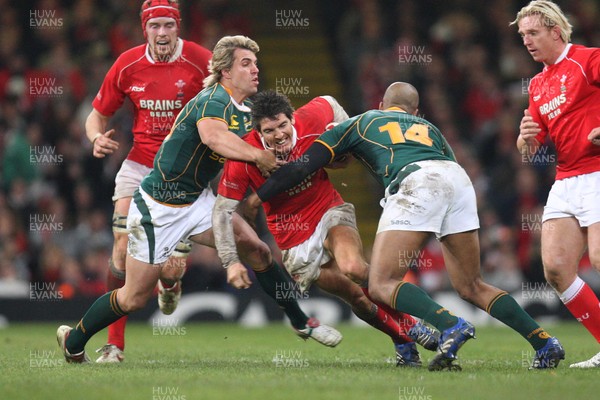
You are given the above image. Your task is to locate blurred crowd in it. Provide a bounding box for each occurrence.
[0,0,249,297]
[1,0,599,298]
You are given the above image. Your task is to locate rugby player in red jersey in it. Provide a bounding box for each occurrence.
[514,0,600,368]
[84,0,212,363]
[213,90,440,367]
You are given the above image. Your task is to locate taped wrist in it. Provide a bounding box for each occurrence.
[112,213,128,233]
[212,195,242,268]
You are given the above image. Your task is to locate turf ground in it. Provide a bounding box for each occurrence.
[1,322,598,400]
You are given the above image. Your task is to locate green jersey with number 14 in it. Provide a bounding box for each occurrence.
[316,108,455,189]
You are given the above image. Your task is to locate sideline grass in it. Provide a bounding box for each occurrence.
[0,322,598,400]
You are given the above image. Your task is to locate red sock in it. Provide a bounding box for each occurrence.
[107,316,128,350]
[360,287,413,343]
[561,277,600,343]
[106,264,127,350]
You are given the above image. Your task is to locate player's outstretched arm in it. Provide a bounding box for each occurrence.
[198,119,279,176]
[85,108,119,158]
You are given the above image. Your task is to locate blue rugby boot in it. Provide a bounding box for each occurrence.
[428,318,475,371]
[530,337,565,369]
[395,342,422,367]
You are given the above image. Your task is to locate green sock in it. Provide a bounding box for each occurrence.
[66,290,127,354]
[255,263,308,329]
[487,292,549,350]
[393,281,459,331]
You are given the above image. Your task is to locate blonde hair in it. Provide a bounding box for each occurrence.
[203,35,260,88]
[510,0,572,43]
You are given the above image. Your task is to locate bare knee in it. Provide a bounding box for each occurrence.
[160,257,186,281]
[589,248,600,274]
[117,288,151,313]
[543,267,562,290]
[542,259,577,291]
[239,237,271,271]
[365,281,391,306]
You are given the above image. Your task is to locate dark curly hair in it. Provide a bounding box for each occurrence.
[251,90,295,132]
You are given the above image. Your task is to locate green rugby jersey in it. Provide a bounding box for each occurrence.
[141,83,252,205]
[316,108,456,189]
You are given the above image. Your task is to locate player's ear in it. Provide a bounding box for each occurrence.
[222,69,231,79]
[290,116,295,126]
[413,107,419,116]
[378,101,383,110]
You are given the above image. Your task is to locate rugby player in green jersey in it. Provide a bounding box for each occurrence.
[248,82,564,371]
[57,35,341,363]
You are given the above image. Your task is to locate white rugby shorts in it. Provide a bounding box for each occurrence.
[543,171,600,226]
[377,160,480,238]
[112,159,152,202]
[282,202,357,293]
[127,188,215,265]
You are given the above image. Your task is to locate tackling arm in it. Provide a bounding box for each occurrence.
[255,141,333,203]
[197,119,278,175]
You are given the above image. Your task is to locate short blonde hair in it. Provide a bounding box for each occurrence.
[203,35,260,88]
[510,0,572,43]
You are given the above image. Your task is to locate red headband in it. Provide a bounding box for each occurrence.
[140,0,180,36]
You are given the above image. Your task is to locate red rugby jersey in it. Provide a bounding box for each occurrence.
[92,39,211,167]
[218,97,344,249]
[528,44,600,180]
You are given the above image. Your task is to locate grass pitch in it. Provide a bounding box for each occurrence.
[1,322,598,400]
